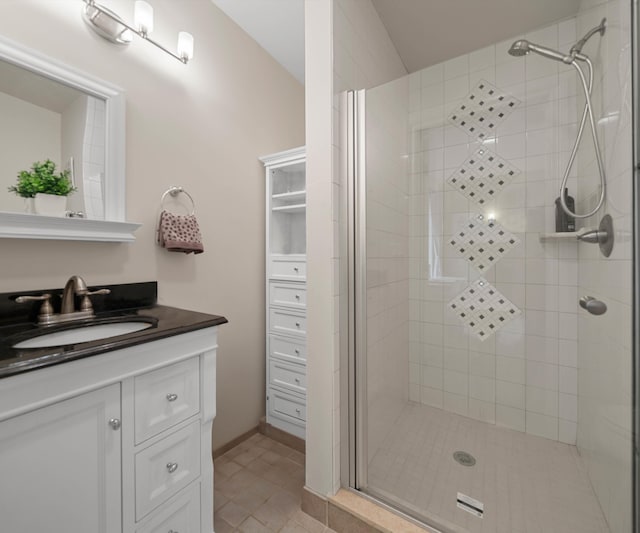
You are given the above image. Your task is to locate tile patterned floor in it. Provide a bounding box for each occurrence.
[214,433,335,533]
[367,402,610,533]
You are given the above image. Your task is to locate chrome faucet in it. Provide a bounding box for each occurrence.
[60,275,111,320]
[61,275,89,314]
[16,276,111,325]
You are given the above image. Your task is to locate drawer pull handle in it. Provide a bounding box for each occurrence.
[294,349,300,355]
[168,530,179,533]
[166,393,178,402]
[108,418,121,430]
[166,462,179,474]
[295,408,301,414]
[295,322,300,327]
[293,267,299,272]
[295,294,300,299]
[295,378,300,384]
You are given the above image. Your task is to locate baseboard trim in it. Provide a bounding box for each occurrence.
[258,416,305,453]
[212,425,259,459]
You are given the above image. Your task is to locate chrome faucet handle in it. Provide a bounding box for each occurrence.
[87,288,111,296]
[15,293,55,323]
[79,288,111,312]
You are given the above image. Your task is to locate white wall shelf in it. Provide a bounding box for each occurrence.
[0,211,141,242]
[272,190,306,202]
[272,204,306,214]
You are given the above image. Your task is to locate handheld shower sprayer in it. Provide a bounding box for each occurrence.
[508,40,573,63]
[507,19,607,220]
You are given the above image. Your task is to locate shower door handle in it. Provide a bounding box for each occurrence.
[579,296,607,315]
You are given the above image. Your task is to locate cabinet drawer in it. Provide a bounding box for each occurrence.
[269,281,306,310]
[134,358,200,444]
[269,308,306,338]
[269,359,306,395]
[136,483,200,533]
[269,389,306,423]
[269,256,306,281]
[135,421,200,520]
[269,335,306,364]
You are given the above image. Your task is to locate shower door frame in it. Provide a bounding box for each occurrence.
[346,89,368,491]
[632,1,640,531]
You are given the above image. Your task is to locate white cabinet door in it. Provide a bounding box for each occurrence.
[0,384,122,533]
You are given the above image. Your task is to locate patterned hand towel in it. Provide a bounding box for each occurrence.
[157,210,204,254]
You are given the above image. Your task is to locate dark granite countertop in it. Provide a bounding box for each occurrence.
[0,282,227,379]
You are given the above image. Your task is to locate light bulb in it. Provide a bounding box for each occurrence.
[134,0,154,35]
[177,31,194,62]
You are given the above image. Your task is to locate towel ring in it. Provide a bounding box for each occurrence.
[160,186,196,215]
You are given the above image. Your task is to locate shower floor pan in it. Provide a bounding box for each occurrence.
[366,402,609,533]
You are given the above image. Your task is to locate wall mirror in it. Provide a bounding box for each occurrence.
[0,35,140,242]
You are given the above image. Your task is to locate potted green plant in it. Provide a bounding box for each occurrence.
[8,159,76,216]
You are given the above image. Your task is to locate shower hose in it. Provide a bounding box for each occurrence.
[559,56,606,219]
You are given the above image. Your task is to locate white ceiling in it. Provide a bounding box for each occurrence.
[212,0,305,84]
[212,0,582,84]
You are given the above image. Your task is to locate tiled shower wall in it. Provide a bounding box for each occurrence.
[575,0,632,530]
[408,18,583,443]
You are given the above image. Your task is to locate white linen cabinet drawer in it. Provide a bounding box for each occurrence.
[269,389,306,424]
[269,335,306,364]
[269,308,306,338]
[269,281,307,310]
[269,255,306,281]
[269,359,306,395]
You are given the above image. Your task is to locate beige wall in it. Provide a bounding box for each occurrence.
[0,0,304,449]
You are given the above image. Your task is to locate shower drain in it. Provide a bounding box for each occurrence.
[453,451,476,467]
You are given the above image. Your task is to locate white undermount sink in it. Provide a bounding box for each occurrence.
[13,322,153,349]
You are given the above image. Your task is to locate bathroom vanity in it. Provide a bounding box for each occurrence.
[0,282,227,533]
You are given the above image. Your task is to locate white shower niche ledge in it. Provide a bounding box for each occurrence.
[539,229,586,242]
[0,211,142,242]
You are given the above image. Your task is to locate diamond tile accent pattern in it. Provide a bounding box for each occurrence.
[448,80,520,139]
[449,214,520,272]
[449,278,521,340]
[447,148,521,206]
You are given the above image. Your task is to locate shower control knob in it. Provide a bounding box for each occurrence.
[579,296,607,316]
[577,229,607,244]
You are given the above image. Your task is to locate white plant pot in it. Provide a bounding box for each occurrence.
[34,193,67,217]
[23,198,35,214]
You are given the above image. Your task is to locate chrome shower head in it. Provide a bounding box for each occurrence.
[508,40,530,57]
[508,39,574,63]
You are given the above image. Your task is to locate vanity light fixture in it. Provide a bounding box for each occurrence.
[82,0,194,63]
